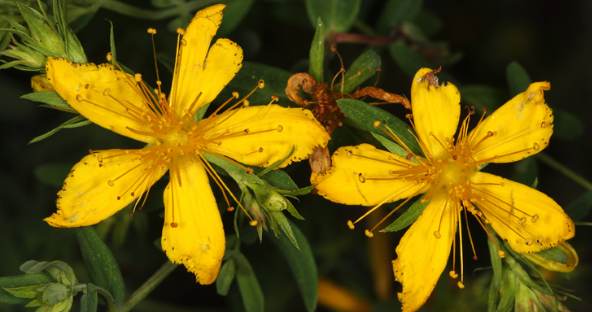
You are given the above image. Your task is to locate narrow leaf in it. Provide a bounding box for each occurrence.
[340,50,381,94]
[21,91,76,113]
[107,19,117,63]
[534,247,567,264]
[377,0,423,34]
[268,211,299,249]
[506,61,531,97]
[29,115,90,144]
[382,196,429,232]
[266,220,318,312]
[309,17,325,82]
[75,227,125,307]
[564,190,592,221]
[257,169,298,190]
[235,254,264,312]
[256,146,295,177]
[304,0,360,33]
[389,42,458,84]
[488,236,502,288]
[370,132,410,159]
[216,260,237,296]
[0,272,54,304]
[337,98,423,156]
[80,283,98,312]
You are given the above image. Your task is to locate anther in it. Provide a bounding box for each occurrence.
[232,92,239,98]
[373,120,381,128]
[84,84,89,89]
[181,39,187,46]
[170,222,178,228]
[97,155,103,162]
[227,207,235,212]
[134,73,142,82]
[365,230,374,237]
[531,214,539,223]
[347,220,355,229]
[176,27,185,35]
[108,180,114,187]
[157,81,162,86]
[358,173,365,183]
[277,125,283,132]
[541,121,548,128]
[245,168,254,175]
[244,100,250,107]
[76,94,83,102]
[130,213,135,217]
[449,271,458,278]
[498,250,506,258]
[346,151,353,158]
[487,131,494,137]
[525,238,533,246]
[473,256,478,260]
[258,79,265,89]
[271,95,279,101]
[103,88,110,96]
[457,282,465,289]
[258,147,263,152]
[106,52,112,61]
[147,28,157,34]
[518,217,526,224]
[249,220,258,226]
[536,236,543,243]
[433,231,441,239]
[533,142,540,151]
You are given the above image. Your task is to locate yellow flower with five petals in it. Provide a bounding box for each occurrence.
[314,68,574,312]
[43,4,329,285]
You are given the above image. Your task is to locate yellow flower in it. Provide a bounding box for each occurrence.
[314,68,574,312]
[43,4,329,285]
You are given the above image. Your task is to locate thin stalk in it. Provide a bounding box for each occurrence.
[122,261,179,312]
[100,0,219,20]
[536,152,592,191]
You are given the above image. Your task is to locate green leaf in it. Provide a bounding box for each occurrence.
[309,17,325,82]
[370,132,410,160]
[275,184,316,197]
[107,20,117,64]
[214,62,292,107]
[34,163,71,188]
[267,221,317,312]
[21,91,76,113]
[256,146,295,178]
[2,284,43,299]
[534,247,567,264]
[304,0,360,33]
[564,190,592,221]
[506,61,531,97]
[0,272,54,305]
[377,0,423,34]
[258,169,298,190]
[382,196,429,232]
[29,115,91,144]
[235,254,264,312]
[337,98,422,156]
[20,260,77,286]
[80,283,98,312]
[339,50,381,94]
[553,108,584,140]
[217,0,256,36]
[75,227,125,307]
[284,198,305,220]
[459,84,508,112]
[389,42,458,85]
[497,265,517,312]
[487,277,497,312]
[203,153,265,186]
[216,259,237,296]
[194,102,211,122]
[488,235,502,289]
[268,211,299,249]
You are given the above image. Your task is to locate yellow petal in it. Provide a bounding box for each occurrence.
[468,171,574,253]
[315,144,426,206]
[171,4,243,117]
[45,57,157,144]
[162,156,225,285]
[45,149,167,227]
[392,190,455,312]
[469,82,553,163]
[411,68,461,160]
[204,105,329,168]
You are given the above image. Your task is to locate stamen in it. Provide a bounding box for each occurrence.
[347,220,355,229]
[365,230,374,237]
[250,220,258,226]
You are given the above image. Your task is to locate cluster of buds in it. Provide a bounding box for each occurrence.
[3,260,79,312]
[0,0,87,71]
[495,242,578,312]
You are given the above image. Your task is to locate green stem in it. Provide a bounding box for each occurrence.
[100,0,220,20]
[574,222,592,226]
[536,152,592,191]
[94,285,121,312]
[121,261,179,312]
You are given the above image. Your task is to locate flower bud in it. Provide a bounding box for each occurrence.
[31,74,55,92]
[262,189,287,212]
